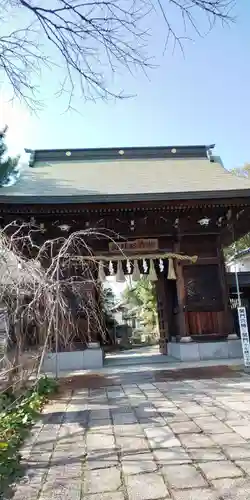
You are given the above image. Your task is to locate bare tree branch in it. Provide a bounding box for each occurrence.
[0,0,235,109]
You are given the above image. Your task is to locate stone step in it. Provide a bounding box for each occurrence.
[104,353,173,366]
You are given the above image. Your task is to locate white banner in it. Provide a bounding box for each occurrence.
[237,306,250,367]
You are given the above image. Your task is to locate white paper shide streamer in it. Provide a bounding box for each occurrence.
[96,253,193,282]
[148,259,158,282]
[132,260,140,281]
[167,257,176,280]
[98,261,106,282]
[116,260,125,282]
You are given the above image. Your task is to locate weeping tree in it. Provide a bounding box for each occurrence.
[0,127,19,187]
[0,223,116,389]
[0,0,234,110]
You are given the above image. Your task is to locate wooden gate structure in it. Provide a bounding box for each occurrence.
[1,144,250,353]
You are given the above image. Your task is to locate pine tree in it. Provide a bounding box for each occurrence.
[224,165,250,259]
[0,126,19,187]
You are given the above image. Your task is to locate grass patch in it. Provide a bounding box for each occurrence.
[0,376,57,496]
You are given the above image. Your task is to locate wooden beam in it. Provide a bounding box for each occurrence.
[1,197,250,216]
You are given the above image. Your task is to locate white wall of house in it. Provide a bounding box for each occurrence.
[113,310,123,324]
[227,256,250,273]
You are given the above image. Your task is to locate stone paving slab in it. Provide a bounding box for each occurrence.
[10,371,250,500]
[178,433,217,449]
[121,452,158,474]
[125,471,170,499]
[41,486,81,500]
[86,431,116,450]
[211,477,250,499]
[85,494,124,500]
[169,421,202,434]
[83,466,122,494]
[86,450,119,469]
[187,448,226,461]
[153,447,192,465]
[162,464,208,489]
[223,445,250,459]
[197,459,243,480]
[235,459,250,474]
[143,425,182,449]
[210,432,246,446]
[171,489,218,500]
[116,435,150,452]
[230,425,250,439]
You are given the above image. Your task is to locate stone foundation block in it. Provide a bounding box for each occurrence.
[169,339,243,362]
[42,348,103,373]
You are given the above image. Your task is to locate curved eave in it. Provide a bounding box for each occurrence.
[0,188,250,205]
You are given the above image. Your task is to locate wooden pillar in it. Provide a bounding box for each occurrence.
[173,239,189,340]
[217,237,234,336]
[155,274,169,354]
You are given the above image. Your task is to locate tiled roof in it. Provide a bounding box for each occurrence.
[1,147,250,202]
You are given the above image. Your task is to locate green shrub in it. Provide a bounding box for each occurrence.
[0,376,57,495]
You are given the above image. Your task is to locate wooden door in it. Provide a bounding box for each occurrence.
[183,264,227,337]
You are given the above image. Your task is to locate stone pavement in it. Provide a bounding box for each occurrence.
[10,371,250,500]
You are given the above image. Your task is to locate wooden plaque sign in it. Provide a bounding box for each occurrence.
[109,238,159,253]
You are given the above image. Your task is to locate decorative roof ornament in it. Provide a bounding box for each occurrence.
[198,217,210,226]
[58,224,70,232]
[26,149,35,167]
[217,216,223,227]
[174,218,179,228]
[206,144,215,161]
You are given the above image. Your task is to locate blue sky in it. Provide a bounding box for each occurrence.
[1,1,249,170]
